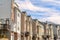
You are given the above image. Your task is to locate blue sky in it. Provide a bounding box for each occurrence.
[15,0,60,24]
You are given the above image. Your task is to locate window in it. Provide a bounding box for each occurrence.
[17,10,20,17]
[18,13,19,17]
[18,27,19,30]
[17,22,20,31]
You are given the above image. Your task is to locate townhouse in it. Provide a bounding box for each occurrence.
[32,19,44,40]
[52,24,59,40]
[37,21,44,40]
[0,0,60,40]
[57,25,60,40]
[26,15,32,40]
[48,24,54,40]
[21,11,27,40]
[41,22,54,40]
[43,22,60,40]
[21,12,33,40]
[32,19,38,40]
[0,0,21,40]
[11,3,21,40]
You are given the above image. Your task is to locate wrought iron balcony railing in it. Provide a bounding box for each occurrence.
[54,34,58,39]
[0,34,8,38]
[42,34,50,38]
[32,34,38,38]
[25,32,30,37]
[21,32,25,37]
[0,24,10,30]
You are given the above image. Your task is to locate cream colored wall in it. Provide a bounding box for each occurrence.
[21,12,27,32]
[21,12,27,40]
[38,22,44,40]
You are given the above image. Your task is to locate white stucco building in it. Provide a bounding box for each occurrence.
[11,2,21,40]
[0,0,21,40]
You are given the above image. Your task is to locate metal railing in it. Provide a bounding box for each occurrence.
[0,24,10,30]
[0,18,10,30]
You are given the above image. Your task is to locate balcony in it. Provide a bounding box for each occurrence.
[0,24,10,30]
[46,35,50,38]
[42,35,50,38]
[32,34,38,38]
[21,32,25,37]
[0,34,8,38]
[54,34,58,39]
[25,32,30,37]
[32,34,38,40]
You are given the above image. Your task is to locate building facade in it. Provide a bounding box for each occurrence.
[26,16,32,40]
[51,24,58,40]
[0,0,14,40]
[21,12,27,40]
[37,21,44,40]
[32,19,44,40]
[21,12,33,40]
[41,22,54,40]
[57,25,60,40]
[0,0,21,40]
[48,24,54,40]
[0,19,11,40]
[0,0,60,40]
[11,3,21,40]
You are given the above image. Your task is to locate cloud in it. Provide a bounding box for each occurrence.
[41,0,60,4]
[46,15,60,24]
[16,0,60,14]
[15,0,60,24]
[38,15,60,24]
[15,0,49,12]
[41,0,60,8]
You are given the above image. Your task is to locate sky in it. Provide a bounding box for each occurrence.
[15,0,60,24]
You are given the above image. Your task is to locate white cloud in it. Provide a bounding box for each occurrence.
[16,0,49,12]
[16,0,60,13]
[41,0,60,3]
[38,15,60,24]
[41,0,60,6]
[46,15,60,24]
[40,0,60,24]
[41,0,54,2]
[15,0,60,24]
